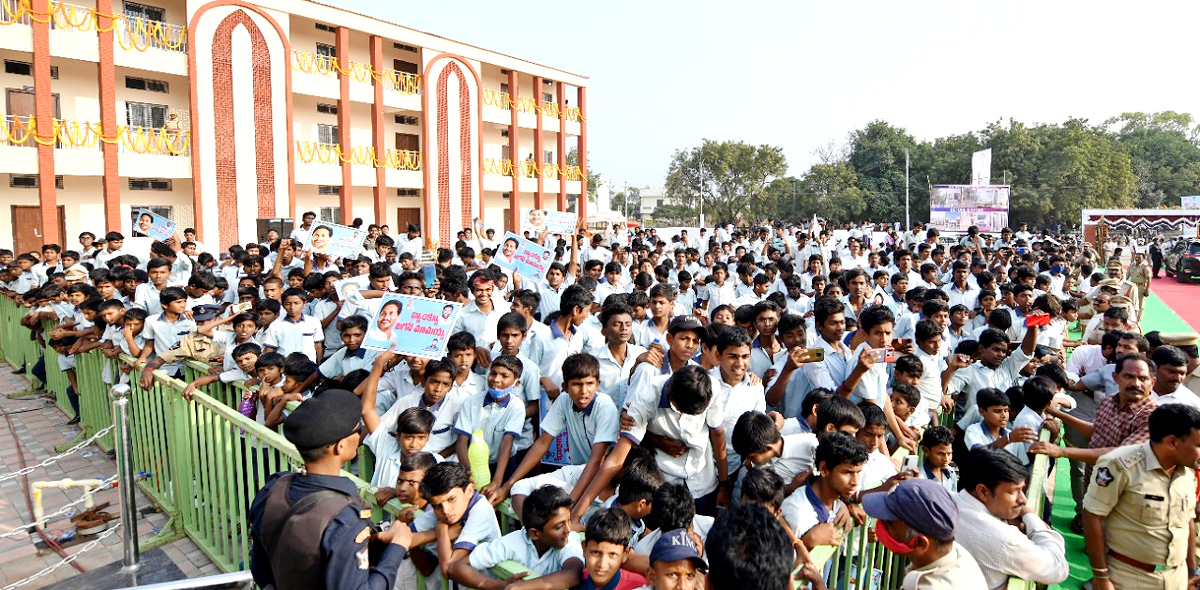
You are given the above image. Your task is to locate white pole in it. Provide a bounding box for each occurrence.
[698,144,705,228]
[905,149,911,229]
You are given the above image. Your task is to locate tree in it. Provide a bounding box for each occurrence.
[1107,112,1200,208]
[611,186,641,219]
[651,204,696,225]
[663,139,788,225]
[848,121,919,224]
[797,163,867,223]
[566,147,601,203]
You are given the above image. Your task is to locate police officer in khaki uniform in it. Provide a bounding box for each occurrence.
[249,389,411,589]
[1082,403,1200,590]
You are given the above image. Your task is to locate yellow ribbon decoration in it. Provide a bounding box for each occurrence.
[0,0,186,52]
[294,141,421,170]
[481,89,586,123]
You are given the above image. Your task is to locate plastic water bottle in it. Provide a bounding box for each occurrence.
[468,430,491,488]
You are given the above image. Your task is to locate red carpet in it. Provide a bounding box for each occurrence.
[1148,274,1200,331]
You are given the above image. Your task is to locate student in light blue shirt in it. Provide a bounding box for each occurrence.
[315,315,377,380]
[487,352,620,506]
[451,485,584,588]
[454,355,527,487]
[408,463,502,587]
[964,388,1039,452]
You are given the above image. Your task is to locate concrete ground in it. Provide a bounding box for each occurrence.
[0,367,221,588]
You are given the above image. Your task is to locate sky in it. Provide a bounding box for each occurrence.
[331,0,1200,190]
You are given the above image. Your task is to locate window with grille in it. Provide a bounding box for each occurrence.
[394,115,417,126]
[317,124,338,146]
[317,103,338,115]
[314,23,336,32]
[396,189,419,197]
[5,60,57,78]
[10,175,63,188]
[126,102,168,128]
[544,150,554,164]
[316,43,336,60]
[393,43,417,52]
[318,206,340,222]
[317,186,340,195]
[123,1,164,22]
[500,83,509,95]
[543,92,553,103]
[129,178,172,191]
[125,76,169,93]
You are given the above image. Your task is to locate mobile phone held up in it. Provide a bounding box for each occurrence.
[1024,312,1052,327]
[423,266,436,289]
[869,347,897,363]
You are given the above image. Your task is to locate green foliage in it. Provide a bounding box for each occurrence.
[664,139,789,225]
[611,186,641,218]
[567,147,601,203]
[651,204,697,225]
[657,112,1200,227]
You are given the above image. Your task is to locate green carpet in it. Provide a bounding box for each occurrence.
[1047,293,1193,589]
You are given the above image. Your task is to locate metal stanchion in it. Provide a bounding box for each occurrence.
[111,383,139,570]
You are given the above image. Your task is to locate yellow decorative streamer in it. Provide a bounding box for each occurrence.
[482,157,583,180]
[0,117,191,154]
[0,0,187,52]
[481,89,585,123]
[290,50,422,95]
[294,141,421,171]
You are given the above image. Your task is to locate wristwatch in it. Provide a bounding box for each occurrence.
[718,479,733,491]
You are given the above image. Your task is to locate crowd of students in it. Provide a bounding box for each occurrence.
[5,215,1200,590]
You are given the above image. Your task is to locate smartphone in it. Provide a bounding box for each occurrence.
[870,347,897,363]
[1025,313,1052,327]
[423,266,436,289]
[902,454,919,472]
[804,348,825,362]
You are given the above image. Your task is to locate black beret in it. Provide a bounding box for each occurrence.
[283,389,361,450]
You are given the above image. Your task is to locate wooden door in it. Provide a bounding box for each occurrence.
[11,205,65,254]
[395,207,421,230]
[395,132,419,152]
[7,89,60,147]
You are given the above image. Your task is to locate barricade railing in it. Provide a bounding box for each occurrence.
[1005,427,1055,590]
[0,296,1058,588]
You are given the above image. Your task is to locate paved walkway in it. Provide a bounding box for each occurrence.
[0,367,220,588]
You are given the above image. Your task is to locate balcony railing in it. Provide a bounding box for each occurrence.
[118,16,186,53]
[0,115,191,155]
[295,141,421,171]
[483,157,583,180]
[291,50,422,95]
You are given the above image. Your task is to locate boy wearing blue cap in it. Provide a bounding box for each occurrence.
[634,528,708,590]
[862,478,987,589]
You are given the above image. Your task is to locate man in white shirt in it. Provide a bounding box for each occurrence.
[1152,345,1200,409]
[289,211,317,246]
[954,447,1068,590]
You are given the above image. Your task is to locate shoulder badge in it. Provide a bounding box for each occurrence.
[360,509,372,519]
[354,526,370,544]
[1118,455,1134,470]
[1096,467,1114,487]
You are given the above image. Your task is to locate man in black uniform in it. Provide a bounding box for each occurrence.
[249,389,411,589]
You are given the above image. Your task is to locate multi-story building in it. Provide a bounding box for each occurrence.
[0,0,588,254]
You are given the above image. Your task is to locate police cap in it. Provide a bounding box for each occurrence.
[283,389,362,450]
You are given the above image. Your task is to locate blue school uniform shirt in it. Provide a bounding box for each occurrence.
[540,392,620,464]
[454,390,526,464]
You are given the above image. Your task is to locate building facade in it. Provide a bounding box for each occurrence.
[0,0,588,253]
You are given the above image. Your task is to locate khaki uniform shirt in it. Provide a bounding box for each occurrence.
[902,542,988,590]
[1082,441,1197,568]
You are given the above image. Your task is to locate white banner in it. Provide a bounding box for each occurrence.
[971,148,992,186]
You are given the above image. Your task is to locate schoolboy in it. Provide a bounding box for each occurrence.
[197,311,260,372]
[488,352,619,506]
[633,482,713,555]
[918,425,959,492]
[445,331,486,402]
[377,452,439,590]
[889,383,922,433]
[137,287,197,385]
[710,327,767,473]
[1007,376,1060,464]
[856,402,900,488]
[638,528,708,590]
[964,388,1038,451]
[491,312,544,452]
[763,313,816,419]
[408,463,502,585]
[363,354,461,456]
[535,284,601,399]
[312,314,376,382]
[182,342,262,401]
[133,258,171,316]
[780,432,867,550]
[454,355,526,488]
[636,283,676,347]
[361,393,436,488]
[450,485,584,589]
[573,508,648,590]
[595,303,647,410]
[626,316,705,400]
[263,287,323,362]
[575,364,728,520]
